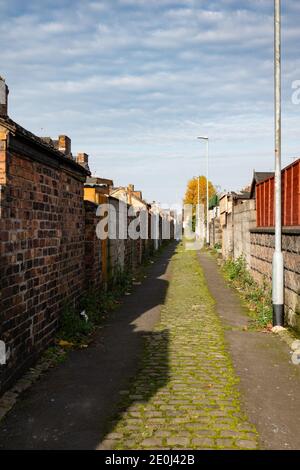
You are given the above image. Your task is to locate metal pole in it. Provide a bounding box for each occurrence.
[197,175,200,239]
[272,0,284,326]
[206,138,210,246]
[197,135,210,245]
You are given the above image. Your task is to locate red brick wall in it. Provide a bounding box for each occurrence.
[0,146,86,392]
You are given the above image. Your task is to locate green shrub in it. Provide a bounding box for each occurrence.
[58,304,94,342]
[222,256,272,328]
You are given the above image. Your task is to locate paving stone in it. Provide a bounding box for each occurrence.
[236,439,258,449]
[216,438,235,448]
[141,438,163,447]
[166,437,189,447]
[192,438,215,448]
[106,432,123,439]
[97,439,117,450]
[103,248,259,450]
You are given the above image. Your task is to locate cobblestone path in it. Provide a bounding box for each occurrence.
[99,246,259,450]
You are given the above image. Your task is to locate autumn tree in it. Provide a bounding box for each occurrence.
[184,176,216,210]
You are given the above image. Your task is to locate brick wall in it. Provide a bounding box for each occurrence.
[106,199,169,284]
[0,118,175,396]
[250,228,300,331]
[0,123,88,393]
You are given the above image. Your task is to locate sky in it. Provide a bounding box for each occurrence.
[0,0,300,207]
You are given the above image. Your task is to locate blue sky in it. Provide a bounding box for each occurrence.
[1,0,300,206]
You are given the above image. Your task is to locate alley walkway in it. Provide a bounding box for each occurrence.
[98,245,258,450]
[1,243,300,450]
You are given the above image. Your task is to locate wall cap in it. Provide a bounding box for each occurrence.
[250,227,300,235]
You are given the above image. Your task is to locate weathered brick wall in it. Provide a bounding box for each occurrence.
[221,212,233,259]
[0,131,87,393]
[209,217,222,247]
[233,199,256,266]
[107,201,167,283]
[250,229,300,331]
[107,197,126,283]
[0,121,173,395]
[84,201,102,291]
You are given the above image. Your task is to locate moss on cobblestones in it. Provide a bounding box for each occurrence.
[100,245,259,450]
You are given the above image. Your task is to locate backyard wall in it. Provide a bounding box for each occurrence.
[250,228,300,330]
[0,123,88,393]
[233,199,256,266]
[0,120,175,397]
[209,217,222,248]
[84,200,102,291]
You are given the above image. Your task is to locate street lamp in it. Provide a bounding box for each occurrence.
[273,0,284,326]
[197,136,209,245]
[193,175,201,239]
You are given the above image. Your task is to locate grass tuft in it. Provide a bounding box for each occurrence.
[222,256,272,328]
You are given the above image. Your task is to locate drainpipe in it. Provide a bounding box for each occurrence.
[272,0,284,326]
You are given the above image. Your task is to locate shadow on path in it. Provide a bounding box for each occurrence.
[0,242,177,450]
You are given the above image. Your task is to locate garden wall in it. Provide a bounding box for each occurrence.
[250,228,300,331]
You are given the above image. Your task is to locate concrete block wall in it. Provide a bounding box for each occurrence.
[233,199,256,266]
[221,212,233,259]
[250,228,300,331]
[209,217,222,247]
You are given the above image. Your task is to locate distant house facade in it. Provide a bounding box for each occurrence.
[110,184,147,213]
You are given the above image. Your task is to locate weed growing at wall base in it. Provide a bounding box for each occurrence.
[222,256,273,328]
[58,271,134,345]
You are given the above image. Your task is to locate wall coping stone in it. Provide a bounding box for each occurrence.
[250,227,300,235]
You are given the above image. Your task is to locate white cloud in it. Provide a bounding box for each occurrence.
[1,0,299,205]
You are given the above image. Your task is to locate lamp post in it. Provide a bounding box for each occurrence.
[273,0,284,326]
[193,175,200,239]
[197,136,209,245]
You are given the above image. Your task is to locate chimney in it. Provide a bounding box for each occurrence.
[127,184,134,205]
[76,152,90,172]
[0,77,9,117]
[58,135,71,157]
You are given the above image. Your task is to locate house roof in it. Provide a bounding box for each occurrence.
[253,171,274,184]
[250,171,274,198]
[110,186,147,205]
[0,116,90,176]
[85,176,113,187]
[219,190,250,201]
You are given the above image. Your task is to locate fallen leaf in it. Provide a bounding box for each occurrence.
[57,339,74,349]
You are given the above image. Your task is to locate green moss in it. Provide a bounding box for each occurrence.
[102,244,259,450]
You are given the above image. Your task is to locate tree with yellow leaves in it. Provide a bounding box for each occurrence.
[184,176,216,212]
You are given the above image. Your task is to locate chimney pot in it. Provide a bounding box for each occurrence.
[0,77,9,117]
[76,153,90,172]
[58,135,71,156]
